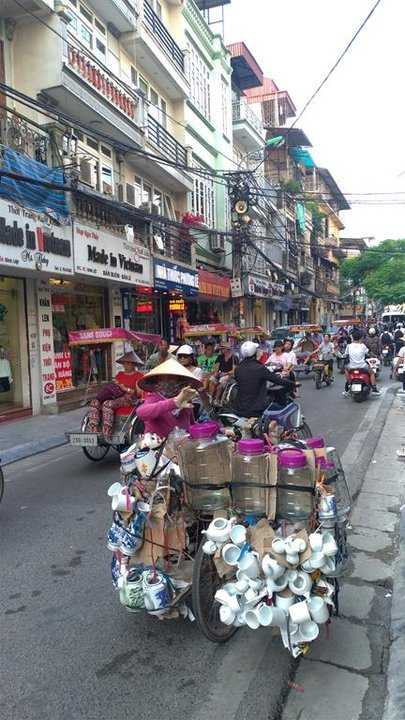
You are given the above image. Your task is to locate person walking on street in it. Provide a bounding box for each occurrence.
[145,338,174,370]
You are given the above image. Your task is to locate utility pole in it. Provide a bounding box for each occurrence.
[227,174,254,327]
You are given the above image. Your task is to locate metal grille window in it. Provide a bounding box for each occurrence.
[221,77,229,137]
[187,43,211,121]
[191,164,215,228]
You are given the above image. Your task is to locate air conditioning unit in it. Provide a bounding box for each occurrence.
[209,232,225,254]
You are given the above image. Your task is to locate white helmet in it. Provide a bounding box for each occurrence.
[240,340,259,359]
[176,344,194,356]
[368,327,376,336]
[397,323,404,330]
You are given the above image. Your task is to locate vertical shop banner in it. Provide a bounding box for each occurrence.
[37,284,56,404]
[54,351,73,391]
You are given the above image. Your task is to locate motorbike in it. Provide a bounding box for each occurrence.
[295,351,313,375]
[313,360,333,389]
[391,356,405,381]
[347,367,371,403]
[381,345,393,367]
[366,356,381,379]
[335,344,347,373]
[68,403,144,462]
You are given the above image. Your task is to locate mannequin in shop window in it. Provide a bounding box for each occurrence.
[87,351,143,438]
[0,347,12,393]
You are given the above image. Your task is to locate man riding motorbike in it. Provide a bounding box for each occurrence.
[365,327,380,359]
[343,328,380,396]
[233,341,295,417]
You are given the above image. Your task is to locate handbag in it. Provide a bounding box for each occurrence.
[96,383,125,403]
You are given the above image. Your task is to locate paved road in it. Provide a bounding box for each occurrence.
[0,366,394,720]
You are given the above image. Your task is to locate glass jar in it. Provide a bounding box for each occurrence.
[277,449,315,521]
[231,439,269,515]
[178,422,231,512]
[325,447,352,521]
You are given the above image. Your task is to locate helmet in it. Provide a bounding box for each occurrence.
[397,323,404,330]
[240,340,259,359]
[176,344,194,356]
[368,327,376,336]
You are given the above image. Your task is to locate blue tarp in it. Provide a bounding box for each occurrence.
[289,147,315,168]
[0,148,69,222]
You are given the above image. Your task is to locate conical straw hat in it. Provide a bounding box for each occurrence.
[116,350,143,365]
[138,357,202,391]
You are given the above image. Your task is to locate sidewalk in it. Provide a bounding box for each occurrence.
[0,407,84,465]
[282,393,405,720]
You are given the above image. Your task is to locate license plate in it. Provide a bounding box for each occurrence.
[382,350,388,355]
[109,433,125,445]
[398,368,404,374]
[69,433,98,447]
[351,383,362,392]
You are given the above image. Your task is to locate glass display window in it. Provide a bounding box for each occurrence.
[0,276,30,411]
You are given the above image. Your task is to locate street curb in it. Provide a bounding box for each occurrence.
[382,398,405,720]
[1,434,71,467]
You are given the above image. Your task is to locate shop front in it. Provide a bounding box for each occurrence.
[185,269,231,333]
[153,258,198,341]
[244,275,285,331]
[0,198,74,418]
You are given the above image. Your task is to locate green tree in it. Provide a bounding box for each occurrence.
[341,240,405,304]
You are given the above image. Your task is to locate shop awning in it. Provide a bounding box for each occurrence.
[68,328,160,346]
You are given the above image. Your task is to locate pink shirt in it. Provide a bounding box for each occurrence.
[137,393,194,438]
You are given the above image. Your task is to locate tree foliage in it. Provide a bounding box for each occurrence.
[340,240,405,304]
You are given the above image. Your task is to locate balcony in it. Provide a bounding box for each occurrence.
[227,42,263,91]
[122,1,188,99]
[152,223,193,266]
[232,100,264,153]
[0,110,49,165]
[89,0,138,33]
[326,280,340,297]
[139,114,192,192]
[41,43,144,149]
[147,114,187,166]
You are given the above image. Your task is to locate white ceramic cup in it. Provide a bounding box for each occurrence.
[280,622,299,649]
[308,595,329,624]
[287,569,298,582]
[205,518,230,544]
[272,537,286,555]
[233,610,247,627]
[107,482,122,497]
[262,555,285,579]
[298,619,320,642]
[322,532,338,557]
[289,599,311,625]
[215,588,240,613]
[202,540,217,556]
[259,604,287,627]
[238,551,260,579]
[111,490,136,512]
[320,556,336,575]
[222,582,238,597]
[276,592,296,610]
[248,578,264,592]
[289,571,313,597]
[267,574,288,594]
[301,559,314,573]
[230,524,247,547]
[309,532,323,551]
[294,537,307,553]
[219,605,235,626]
[245,608,261,629]
[286,552,299,566]
[309,551,325,569]
[222,543,241,567]
[235,577,250,594]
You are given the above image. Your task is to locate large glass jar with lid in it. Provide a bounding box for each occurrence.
[277,449,315,521]
[231,439,269,515]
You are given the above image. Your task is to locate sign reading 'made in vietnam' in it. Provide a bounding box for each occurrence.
[0,199,73,275]
[74,221,152,286]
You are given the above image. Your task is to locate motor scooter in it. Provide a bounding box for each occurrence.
[366,356,381,379]
[335,344,347,373]
[381,345,393,367]
[391,356,405,381]
[347,367,371,403]
[313,360,333,389]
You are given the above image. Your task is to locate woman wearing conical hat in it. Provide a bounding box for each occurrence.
[87,351,144,437]
[137,357,202,437]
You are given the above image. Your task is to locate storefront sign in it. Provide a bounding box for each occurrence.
[55,351,73,391]
[246,275,285,299]
[198,270,230,300]
[0,199,73,275]
[230,278,243,298]
[74,221,152,286]
[154,259,198,296]
[37,284,56,404]
[169,298,185,312]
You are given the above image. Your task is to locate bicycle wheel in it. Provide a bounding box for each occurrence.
[81,417,110,462]
[192,542,238,643]
[0,466,4,503]
[295,421,312,440]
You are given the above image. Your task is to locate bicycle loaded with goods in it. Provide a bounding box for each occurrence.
[106,418,352,657]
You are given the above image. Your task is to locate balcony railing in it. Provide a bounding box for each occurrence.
[232,99,263,135]
[147,114,187,166]
[67,45,139,122]
[143,0,185,73]
[153,223,192,265]
[0,109,49,164]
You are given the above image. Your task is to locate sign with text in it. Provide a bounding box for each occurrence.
[0,199,73,275]
[55,351,73,391]
[246,275,286,299]
[74,221,152,286]
[37,283,56,404]
[198,269,230,300]
[154,258,198,296]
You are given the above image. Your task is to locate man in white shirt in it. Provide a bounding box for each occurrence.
[343,328,380,395]
[396,345,405,394]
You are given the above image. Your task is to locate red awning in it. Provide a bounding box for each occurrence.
[68,328,161,346]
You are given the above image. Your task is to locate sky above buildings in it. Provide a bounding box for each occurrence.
[226,0,405,242]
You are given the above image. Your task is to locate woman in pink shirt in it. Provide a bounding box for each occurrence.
[137,358,202,437]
